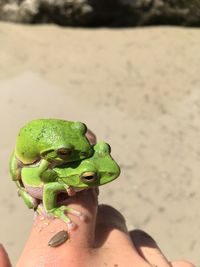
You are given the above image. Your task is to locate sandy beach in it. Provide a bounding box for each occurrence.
[0,22,200,265]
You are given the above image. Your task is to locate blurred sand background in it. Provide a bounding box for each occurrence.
[0,22,200,265]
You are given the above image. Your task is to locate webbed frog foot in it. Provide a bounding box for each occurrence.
[49,206,87,231]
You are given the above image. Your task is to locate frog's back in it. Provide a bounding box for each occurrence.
[15,119,88,164]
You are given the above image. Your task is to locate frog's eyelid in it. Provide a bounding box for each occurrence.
[57,148,72,156]
[40,149,55,156]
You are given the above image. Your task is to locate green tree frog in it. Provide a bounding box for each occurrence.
[9,119,120,230]
[10,119,93,182]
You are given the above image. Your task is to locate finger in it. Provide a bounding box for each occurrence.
[17,188,98,267]
[130,229,172,267]
[0,244,12,267]
[95,205,131,248]
[86,128,97,145]
[95,205,149,267]
[171,260,196,267]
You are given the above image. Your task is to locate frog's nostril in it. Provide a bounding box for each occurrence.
[80,172,97,183]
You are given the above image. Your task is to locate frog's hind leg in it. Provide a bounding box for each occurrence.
[10,153,38,209]
[16,181,39,210]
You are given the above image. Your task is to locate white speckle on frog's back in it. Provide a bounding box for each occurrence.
[25,185,43,199]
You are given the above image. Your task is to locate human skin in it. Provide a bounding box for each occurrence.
[0,190,195,267]
[1,129,195,267]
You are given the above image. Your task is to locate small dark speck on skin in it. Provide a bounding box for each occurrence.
[114,264,118,267]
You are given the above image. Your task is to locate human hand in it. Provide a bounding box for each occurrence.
[0,188,195,267]
[1,129,195,267]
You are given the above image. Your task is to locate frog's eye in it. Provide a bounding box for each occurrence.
[57,148,72,157]
[80,172,98,183]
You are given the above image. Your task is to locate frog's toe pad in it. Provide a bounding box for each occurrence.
[68,209,87,222]
[67,221,76,231]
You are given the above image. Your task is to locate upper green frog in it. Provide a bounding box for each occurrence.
[15,119,93,165]
[10,119,93,182]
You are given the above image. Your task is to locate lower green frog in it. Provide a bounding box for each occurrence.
[21,142,119,229]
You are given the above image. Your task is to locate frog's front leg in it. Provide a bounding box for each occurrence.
[43,182,85,230]
[15,181,39,209]
[38,159,49,179]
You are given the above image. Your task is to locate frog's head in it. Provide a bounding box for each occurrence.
[40,121,94,165]
[15,119,93,165]
[56,142,120,189]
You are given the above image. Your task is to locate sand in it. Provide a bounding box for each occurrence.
[0,22,200,265]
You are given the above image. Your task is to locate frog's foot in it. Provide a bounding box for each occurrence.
[36,203,54,219]
[49,206,87,231]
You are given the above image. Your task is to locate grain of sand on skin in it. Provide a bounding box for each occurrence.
[0,22,200,265]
